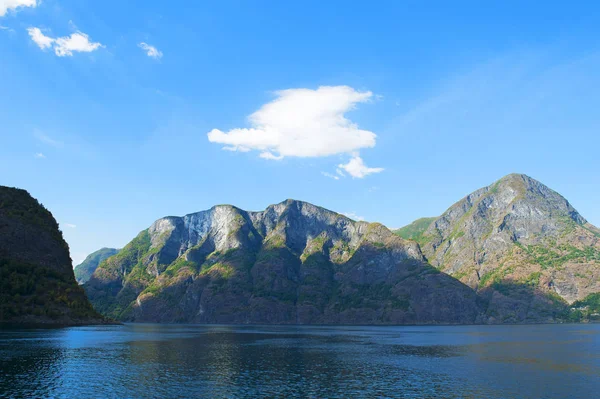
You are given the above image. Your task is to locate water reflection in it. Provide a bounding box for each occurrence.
[1,324,599,398]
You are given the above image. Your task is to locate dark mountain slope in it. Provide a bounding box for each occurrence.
[0,186,106,325]
[85,200,481,324]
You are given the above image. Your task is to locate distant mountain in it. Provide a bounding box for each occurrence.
[394,217,437,243]
[397,174,600,323]
[74,248,119,284]
[85,200,481,324]
[0,186,106,325]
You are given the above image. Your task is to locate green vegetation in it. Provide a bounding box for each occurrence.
[449,230,465,240]
[264,233,286,249]
[0,186,67,248]
[99,230,152,276]
[0,258,100,322]
[84,230,154,320]
[74,248,119,284]
[394,217,436,245]
[582,224,600,238]
[523,271,542,287]
[163,259,199,277]
[334,283,410,312]
[569,293,600,321]
[300,234,328,261]
[478,265,515,287]
[200,263,235,279]
[0,186,105,324]
[488,181,501,194]
[520,243,600,270]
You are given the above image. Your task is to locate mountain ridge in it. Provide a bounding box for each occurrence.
[84,173,600,324]
[85,199,481,324]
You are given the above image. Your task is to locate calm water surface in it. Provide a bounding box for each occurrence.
[1,323,599,398]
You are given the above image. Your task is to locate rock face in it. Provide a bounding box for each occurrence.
[401,174,600,323]
[0,186,106,325]
[85,200,481,324]
[74,248,119,284]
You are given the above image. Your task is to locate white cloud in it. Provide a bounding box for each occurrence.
[0,0,37,17]
[54,31,103,56]
[342,212,365,221]
[63,223,76,228]
[27,27,53,49]
[338,153,384,179]
[259,151,283,160]
[139,42,163,59]
[321,172,339,180]
[34,152,45,158]
[207,86,376,159]
[28,27,104,56]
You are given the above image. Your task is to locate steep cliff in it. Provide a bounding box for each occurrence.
[85,200,481,324]
[0,186,106,325]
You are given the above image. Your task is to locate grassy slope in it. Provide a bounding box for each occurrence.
[74,248,119,284]
[393,217,436,245]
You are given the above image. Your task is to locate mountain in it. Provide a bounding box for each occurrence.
[85,200,481,324]
[397,174,600,323]
[0,186,106,325]
[74,248,119,284]
[395,217,437,242]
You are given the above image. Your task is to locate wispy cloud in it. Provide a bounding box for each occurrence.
[321,172,339,180]
[0,0,37,17]
[342,212,365,221]
[139,42,163,59]
[34,130,63,148]
[34,152,45,159]
[63,223,76,228]
[27,27,104,56]
[388,51,600,140]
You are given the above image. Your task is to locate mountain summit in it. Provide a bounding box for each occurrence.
[85,199,480,324]
[403,173,600,322]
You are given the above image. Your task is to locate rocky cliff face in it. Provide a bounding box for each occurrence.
[85,200,481,324]
[74,248,119,284]
[0,186,106,325]
[403,174,600,323]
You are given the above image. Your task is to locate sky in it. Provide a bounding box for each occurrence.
[1,0,599,266]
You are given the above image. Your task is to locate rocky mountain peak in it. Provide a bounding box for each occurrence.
[405,174,600,319]
[85,199,481,324]
[424,173,587,252]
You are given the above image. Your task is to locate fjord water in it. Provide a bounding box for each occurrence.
[1,324,598,398]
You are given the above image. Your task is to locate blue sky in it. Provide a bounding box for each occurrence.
[1,0,599,266]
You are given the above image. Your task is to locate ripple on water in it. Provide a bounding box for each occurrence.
[1,324,599,398]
